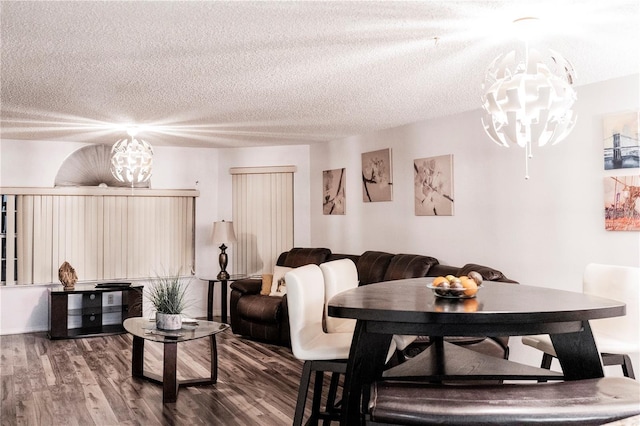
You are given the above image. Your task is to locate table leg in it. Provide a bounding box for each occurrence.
[341,321,392,426]
[132,335,144,377]
[207,280,215,321]
[163,342,179,403]
[432,336,445,379]
[220,280,228,323]
[551,320,604,380]
[210,334,218,383]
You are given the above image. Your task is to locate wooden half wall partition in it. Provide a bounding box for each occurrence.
[230,166,295,276]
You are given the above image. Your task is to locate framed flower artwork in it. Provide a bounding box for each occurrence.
[414,154,454,216]
[323,168,346,215]
[362,148,392,202]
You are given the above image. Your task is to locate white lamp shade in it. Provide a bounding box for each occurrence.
[481,47,577,150]
[480,46,577,179]
[212,221,237,244]
[110,137,154,184]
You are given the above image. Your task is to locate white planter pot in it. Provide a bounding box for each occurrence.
[156,313,182,330]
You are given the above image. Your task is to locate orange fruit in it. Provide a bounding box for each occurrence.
[460,277,478,296]
[432,276,448,287]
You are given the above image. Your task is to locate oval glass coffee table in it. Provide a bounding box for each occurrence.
[123,317,229,403]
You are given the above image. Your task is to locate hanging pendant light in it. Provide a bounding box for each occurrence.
[481,18,577,179]
[110,128,154,185]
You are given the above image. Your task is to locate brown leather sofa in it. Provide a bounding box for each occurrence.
[229,247,332,344]
[229,247,517,358]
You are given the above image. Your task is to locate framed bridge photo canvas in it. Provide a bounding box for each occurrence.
[603,111,640,170]
[414,154,454,216]
[362,148,393,202]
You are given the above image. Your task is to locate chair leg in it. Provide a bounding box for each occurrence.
[603,353,636,379]
[621,354,636,379]
[323,372,341,426]
[309,370,324,426]
[538,351,636,382]
[294,361,313,426]
[538,353,554,383]
[540,353,553,369]
[294,360,346,425]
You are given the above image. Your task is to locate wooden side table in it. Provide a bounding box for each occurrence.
[198,274,248,323]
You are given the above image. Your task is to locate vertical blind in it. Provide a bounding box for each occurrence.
[2,189,196,285]
[231,167,295,275]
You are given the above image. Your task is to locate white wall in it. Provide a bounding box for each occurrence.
[0,140,312,334]
[309,74,640,375]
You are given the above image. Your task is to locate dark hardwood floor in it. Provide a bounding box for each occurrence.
[0,325,328,425]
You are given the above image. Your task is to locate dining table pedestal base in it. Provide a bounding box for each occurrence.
[384,339,564,382]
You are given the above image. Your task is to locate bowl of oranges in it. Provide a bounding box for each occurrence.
[427,271,483,299]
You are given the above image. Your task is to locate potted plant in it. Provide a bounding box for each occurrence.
[146,273,190,330]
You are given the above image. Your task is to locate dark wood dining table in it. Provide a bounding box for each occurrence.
[327,278,626,425]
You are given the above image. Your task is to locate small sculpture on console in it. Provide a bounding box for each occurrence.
[58,261,78,290]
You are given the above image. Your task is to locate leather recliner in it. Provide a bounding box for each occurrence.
[229,248,332,345]
[229,248,517,361]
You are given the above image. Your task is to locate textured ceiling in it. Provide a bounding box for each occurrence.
[1,1,638,148]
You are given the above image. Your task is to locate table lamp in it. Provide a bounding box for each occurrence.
[212,220,237,280]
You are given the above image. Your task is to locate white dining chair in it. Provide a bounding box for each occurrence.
[319,258,401,413]
[522,263,639,379]
[285,264,353,425]
[320,258,358,333]
[320,258,409,364]
[320,258,413,347]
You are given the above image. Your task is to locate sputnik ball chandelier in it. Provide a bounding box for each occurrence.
[110,127,154,185]
[480,17,577,179]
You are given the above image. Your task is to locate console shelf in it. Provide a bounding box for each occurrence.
[48,283,143,339]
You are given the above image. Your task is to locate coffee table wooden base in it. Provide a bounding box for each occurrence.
[131,334,219,403]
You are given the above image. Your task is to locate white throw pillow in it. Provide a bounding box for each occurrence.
[270,265,292,296]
